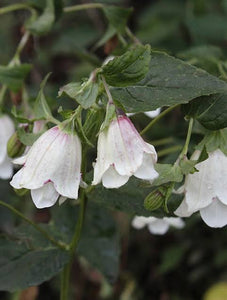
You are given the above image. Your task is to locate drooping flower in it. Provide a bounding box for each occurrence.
[175,149,227,228]
[10,125,82,208]
[0,115,14,179]
[92,115,158,188]
[132,216,185,235]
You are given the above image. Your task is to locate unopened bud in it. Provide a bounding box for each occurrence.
[144,189,164,211]
[7,132,26,158]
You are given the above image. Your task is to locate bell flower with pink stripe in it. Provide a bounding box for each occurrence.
[92,114,158,188]
[10,125,81,208]
[0,115,14,179]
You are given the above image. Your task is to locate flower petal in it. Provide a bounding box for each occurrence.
[184,157,215,212]
[31,182,59,209]
[147,219,169,235]
[210,150,227,205]
[164,217,185,229]
[102,165,129,188]
[134,153,159,181]
[109,117,144,176]
[12,126,63,189]
[174,198,193,217]
[51,133,81,199]
[0,156,13,179]
[144,108,161,118]
[92,129,111,185]
[0,115,14,164]
[131,216,148,229]
[200,198,227,228]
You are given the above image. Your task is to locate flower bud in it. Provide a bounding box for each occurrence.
[7,131,26,158]
[144,189,164,211]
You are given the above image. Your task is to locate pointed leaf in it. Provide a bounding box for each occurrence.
[111,50,227,112]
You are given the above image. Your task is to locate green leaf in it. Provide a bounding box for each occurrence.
[152,164,183,187]
[59,80,99,109]
[184,94,227,130]
[111,50,227,112]
[87,177,164,218]
[27,0,55,35]
[34,73,53,120]
[102,44,151,87]
[102,6,132,33]
[0,227,69,292]
[0,64,31,92]
[78,203,120,283]
[51,202,120,283]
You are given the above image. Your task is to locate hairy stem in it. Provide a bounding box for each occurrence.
[0,200,67,250]
[140,104,179,136]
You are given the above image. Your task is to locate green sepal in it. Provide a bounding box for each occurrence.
[34,73,54,121]
[196,129,227,156]
[99,102,116,133]
[17,127,43,146]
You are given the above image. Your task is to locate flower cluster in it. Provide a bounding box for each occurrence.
[8,113,158,208]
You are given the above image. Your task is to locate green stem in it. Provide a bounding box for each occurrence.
[140,104,179,136]
[13,31,31,62]
[0,200,67,250]
[179,118,194,160]
[217,62,227,81]
[152,137,174,147]
[102,75,113,104]
[63,3,104,13]
[60,148,87,300]
[0,31,30,107]
[125,27,141,44]
[60,195,86,300]
[0,3,33,15]
[0,85,7,107]
[158,145,182,158]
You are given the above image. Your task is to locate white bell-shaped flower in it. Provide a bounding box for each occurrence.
[132,216,185,235]
[0,115,14,179]
[10,125,82,208]
[175,149,227,228]
[92,115,158,188]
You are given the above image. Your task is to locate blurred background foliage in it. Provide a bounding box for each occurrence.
[1,0,227,299]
